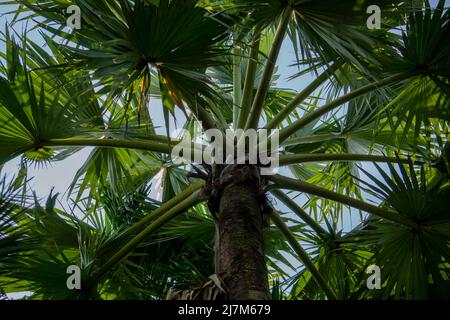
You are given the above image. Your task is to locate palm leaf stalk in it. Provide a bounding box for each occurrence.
[270,189,328,237]
[265,62,341,130]
[279,154,422,166]
[269,175,418,229]
[245,9,292,130]
[238,30,261,129]
[278,71,419,143]
[89,190,203,287]
[270,211,337,300]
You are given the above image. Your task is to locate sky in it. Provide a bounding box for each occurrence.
[0,4,313,298]
[0,3,337,298]
[1,0,447,208]
[3,0,443,233]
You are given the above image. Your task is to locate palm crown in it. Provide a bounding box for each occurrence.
[0,0,449,300]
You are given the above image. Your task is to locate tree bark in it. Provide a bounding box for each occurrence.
[216,183,270,300]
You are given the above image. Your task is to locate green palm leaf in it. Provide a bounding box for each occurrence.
[353,162,450,298]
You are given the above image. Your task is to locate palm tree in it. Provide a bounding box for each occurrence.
[0,0,449,300]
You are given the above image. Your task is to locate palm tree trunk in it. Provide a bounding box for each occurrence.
[216,183,270,300]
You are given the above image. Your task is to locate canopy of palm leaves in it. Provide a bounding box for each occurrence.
[0,0,449,300]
